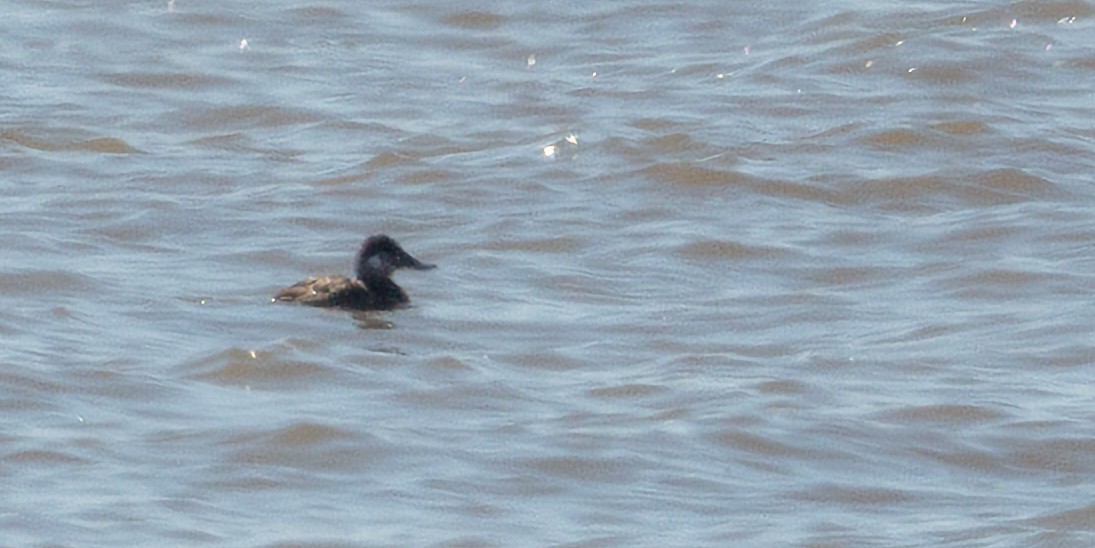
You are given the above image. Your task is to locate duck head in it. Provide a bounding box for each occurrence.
[354,234,436,280]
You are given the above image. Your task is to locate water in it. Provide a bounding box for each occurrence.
[4,0,1095,545]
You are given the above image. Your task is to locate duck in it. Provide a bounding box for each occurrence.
[273,234,435,310]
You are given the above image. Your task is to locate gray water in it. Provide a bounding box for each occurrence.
[4,1,1095,546]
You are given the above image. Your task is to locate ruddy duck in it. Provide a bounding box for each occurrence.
[274,234,435,310]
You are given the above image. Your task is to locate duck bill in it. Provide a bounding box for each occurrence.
[400,252,436,270]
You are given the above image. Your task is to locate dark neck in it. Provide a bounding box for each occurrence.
[360,271,409,309]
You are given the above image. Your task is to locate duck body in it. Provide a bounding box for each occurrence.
[274,235,434,311]
[274,275,407,310]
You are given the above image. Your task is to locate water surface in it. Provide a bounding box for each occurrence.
[4,0,1095,545]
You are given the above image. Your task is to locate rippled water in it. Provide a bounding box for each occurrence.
[4,0,1095,545]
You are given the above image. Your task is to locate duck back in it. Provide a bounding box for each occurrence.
[274,275,362,308]
[275,274,411,310]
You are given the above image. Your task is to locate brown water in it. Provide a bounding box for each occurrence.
[4,1,1095,546]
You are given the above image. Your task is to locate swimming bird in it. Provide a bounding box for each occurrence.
[274,234,435,310]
